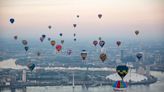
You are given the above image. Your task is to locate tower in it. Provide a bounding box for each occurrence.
[22,70,26,82]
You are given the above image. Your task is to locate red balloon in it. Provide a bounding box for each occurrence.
[56,45,62,52]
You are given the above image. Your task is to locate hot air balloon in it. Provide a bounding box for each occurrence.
[27,63,35,71]
[61,40,64,44]
[24,46,29,52]
[51,40,56,46]
[59,33,63,37]
[42,34,46,38]
[48,25,52,29]
[73,33,76,37]
[22,40,28,45]
[76,15,79,18]
[10,18,15,24]
[99,40,105,48]
[93,40,98,46]
[56,45,62,52]
[136,52,143,61]
[48,38,51,41]
[100,53,107,62]
[37,52,41,56]
[116,41,121,47]
[98,37,102,41]
[113,80,128,91]
[81,50,87,60]
[135,30,139,35]
[73,24,77,28]
[98,14,102,19]
[116,65,129,80]
[74,38,77,41]
[14,35,18,40]
[67,49,72,55]
[40,37,44,42]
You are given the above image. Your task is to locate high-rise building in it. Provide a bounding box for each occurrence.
[22,70,26,82]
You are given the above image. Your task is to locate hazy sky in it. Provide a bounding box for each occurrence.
[0,0,163,41]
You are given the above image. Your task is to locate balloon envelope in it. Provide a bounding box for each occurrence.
[42,34,46,38]
[48,38,51,41]
[76,15,79,18]
[81,50,87,60]
[37,52,41,56]
[136,52,143,60]
[22,40,28,45]
[10,18,15,24]
[135,30,139,35]
[98,14,102,19]
[61,40,64,44]
[100,53,107,62]
[24,46,29,51]
[116,65,129,80]
[56,45,62,52]
[40,37,44,42]
[73,24,77,28]
[113,80,128,91]
[67,49,72,55]
[48,25,52,29]
[51,40,56,46]
[116,41,121,47]
[99,40,105,48]
[59,33,63,37]
[93,40,98,46]
[27,63,35,71]
[14,36,18,40]
[74,38,77,41]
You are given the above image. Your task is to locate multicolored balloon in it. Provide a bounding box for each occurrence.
[113,80,128,91]
[99,40,105,48]
[116,65,129,80]
[100,53,107,62]
[51,40,56,46]
[81,50,87,60]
